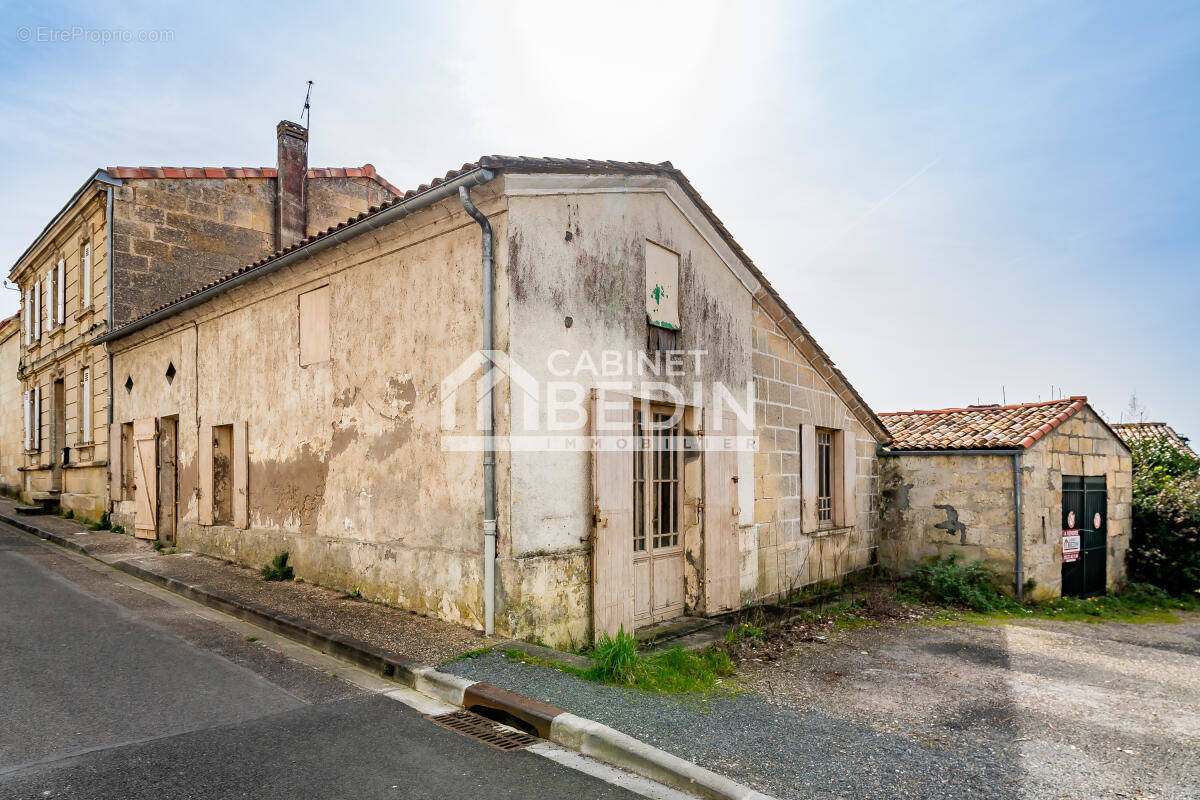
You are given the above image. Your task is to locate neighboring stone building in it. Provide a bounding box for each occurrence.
[0,314,22,496]
[99,156,889,647]
[1112,421,1197,461]
[879,397,1132,599]
[8,121,397,519]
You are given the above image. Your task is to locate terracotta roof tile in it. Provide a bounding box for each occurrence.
[105,164,402,196]
[1112,422,1197,459]
[881,397,1091,451]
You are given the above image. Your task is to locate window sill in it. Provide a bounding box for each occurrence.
[19,464,51,472]
[63,459,107,469]
[804,524,855,538]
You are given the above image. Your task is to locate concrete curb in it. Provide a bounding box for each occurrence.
[5,511,777,800]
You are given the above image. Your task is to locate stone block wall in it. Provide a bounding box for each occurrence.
[1020,407,1132,595]
[746,301,880,603]
[879,452,1018,579]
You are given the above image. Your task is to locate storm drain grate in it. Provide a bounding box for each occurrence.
[424,709,538,751]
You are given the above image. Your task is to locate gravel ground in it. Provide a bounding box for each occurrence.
[445,614,1200,800]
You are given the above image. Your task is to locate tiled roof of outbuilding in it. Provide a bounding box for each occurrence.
[106,164,403,197]
[1112,422,1197,458]
[880,397,1094,451]
[99,155,890,442]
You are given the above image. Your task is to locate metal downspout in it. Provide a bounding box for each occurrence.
[104,184,115,512]
[459,185,496,637]
[1013,452,1024,601]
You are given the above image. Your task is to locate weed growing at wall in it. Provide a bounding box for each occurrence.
[899,554,1020,612]
[261,552,294,582]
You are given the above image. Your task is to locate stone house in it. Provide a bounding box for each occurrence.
[8,121,397,519]
[1112,422,1197,461]
[0,314,22,496]
[878,397,1132,599]
[99,156,890,647]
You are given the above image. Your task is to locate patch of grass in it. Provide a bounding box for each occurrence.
[152,539,164,552]
[110,524,126,535]
[508,629,736,695]
[244,636,260,642]
[1019,583,1196,623]
[448,646,494,662]
[89,512,111,531]
[60,508,74,520]
[899,554,1021,613]
[343,589,362,599]
[260,551,294,582]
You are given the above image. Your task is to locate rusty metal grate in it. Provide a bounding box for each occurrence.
[424,709,538,751]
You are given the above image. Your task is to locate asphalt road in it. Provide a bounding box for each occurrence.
[0,523,647,800]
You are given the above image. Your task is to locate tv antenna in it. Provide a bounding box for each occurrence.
[300,80,313,130]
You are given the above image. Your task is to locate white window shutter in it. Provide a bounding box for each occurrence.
[82,244,91,307]
[44,272,52,330]
[33,386,41,450]
[23,289,31,345]
[33,281,40,340]
[56,259,65,325]
[81,368,91,443]
[23,390,30,451]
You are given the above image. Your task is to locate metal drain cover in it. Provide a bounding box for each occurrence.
[425,709,539,751]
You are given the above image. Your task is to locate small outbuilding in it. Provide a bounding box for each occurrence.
[878,397,1132,600]
[1112,422,1197,461]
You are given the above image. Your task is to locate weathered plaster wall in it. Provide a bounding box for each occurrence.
[748,302,880,603]
[112,181,508,631]
[502,179,754,646]
[880,407,1132,598]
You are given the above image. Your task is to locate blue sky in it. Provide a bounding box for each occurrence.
[1,0,1197,438]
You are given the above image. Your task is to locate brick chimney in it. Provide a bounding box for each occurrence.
[275,120,308,249]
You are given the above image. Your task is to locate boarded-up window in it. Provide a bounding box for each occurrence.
[645,242,680,332]
[298,285,331,366]
[212,424,234,525]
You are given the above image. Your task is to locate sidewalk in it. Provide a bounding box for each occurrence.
[0,498,495,664]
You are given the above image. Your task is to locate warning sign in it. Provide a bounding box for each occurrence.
[1062,530,1081,563]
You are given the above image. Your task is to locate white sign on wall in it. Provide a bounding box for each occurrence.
[645,241,680,331]
[1062,530,1081,563]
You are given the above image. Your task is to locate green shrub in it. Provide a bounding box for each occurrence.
[260,552,294,582]
[90,512,111,531]
[110,524,125,535]
[900,554,1020,612]
[1129,437,1200,596]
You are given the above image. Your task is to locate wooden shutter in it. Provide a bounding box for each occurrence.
[33,281,40,340]
[590,389,634,641]
[133,417,157,539]
[24,290,31,345]
[800,423,817,532]
[837,430,858,528]
[233,421,249,529]
[109,421,123,501]
[23,390,30,451]
[703,407,740,614]
[56,259,65,325]
[198,423,214,525]
[44,272,52,330]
